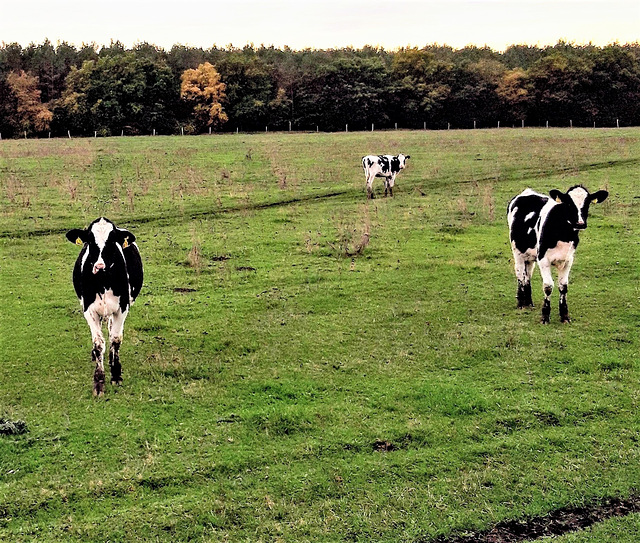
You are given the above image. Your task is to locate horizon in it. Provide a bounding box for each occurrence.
[2,37,638,55]
[2,1,638,55]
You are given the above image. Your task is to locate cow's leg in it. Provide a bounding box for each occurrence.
[513,249,535,308]
[84,309,106,396]
[557,258,573,323]
[384,178,389,197]
[388,174,395,197]
[523,259,536,307]
[366,174,375,199]
[538,260,554,324]
[108,309,128,385]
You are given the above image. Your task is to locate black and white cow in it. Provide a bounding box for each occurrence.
[66,218,143,396]
[362,154,410,198]
[507,185,608,323]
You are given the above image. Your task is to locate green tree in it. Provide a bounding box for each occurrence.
[390,47,451,128]
[58,52,177,136]
[527,51,594,126]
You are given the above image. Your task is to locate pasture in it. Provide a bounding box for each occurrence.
[1,128,639,542]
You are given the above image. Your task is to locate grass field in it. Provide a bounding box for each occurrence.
[1,128,639,542]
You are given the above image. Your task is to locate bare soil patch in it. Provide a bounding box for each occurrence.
[433,496,640,543]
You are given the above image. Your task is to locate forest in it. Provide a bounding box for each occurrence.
[1,39,639,137]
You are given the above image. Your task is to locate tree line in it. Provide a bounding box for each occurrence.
[1,39,639,138]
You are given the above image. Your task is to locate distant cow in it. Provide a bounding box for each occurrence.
[362,154,410,198]
[507,185,608,323]
[66,218,143,396]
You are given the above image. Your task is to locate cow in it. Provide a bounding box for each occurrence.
[66,217,143,396]
[507,185,608,323]
[362,154,410,198]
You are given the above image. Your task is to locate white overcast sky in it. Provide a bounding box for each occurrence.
[1,0,638,51]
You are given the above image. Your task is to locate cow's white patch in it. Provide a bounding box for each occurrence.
[568,186,588,209]
[536,198,558,240]
[540,240,576,267]
[524,211,535,222]
[90,218,114,251]
[568,186,588,224]
[86,289,121,319]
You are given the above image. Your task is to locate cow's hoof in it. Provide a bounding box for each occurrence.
[111,378,123,386]
[540,317,550,324]
[93,388,104,398]
[561,317,571,324]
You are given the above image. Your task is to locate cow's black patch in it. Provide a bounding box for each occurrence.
[541,298,551,323]
[508,193,547,254]
[377,155,390,174]
[517,282,534,308]
[537,204,581,261]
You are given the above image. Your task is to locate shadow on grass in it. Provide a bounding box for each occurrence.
[0,188,358,239]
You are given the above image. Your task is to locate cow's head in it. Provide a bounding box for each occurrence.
[397,154,410,169]
[549,185,608,230]
[66,217,135,275]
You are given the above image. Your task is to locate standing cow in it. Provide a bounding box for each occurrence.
[507,185,608,323]
[362,154,410,198]
[66,218,143,396]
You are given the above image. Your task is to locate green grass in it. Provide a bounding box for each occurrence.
[1,128,639,542]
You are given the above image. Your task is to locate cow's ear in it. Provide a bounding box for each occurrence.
[405,155,410,159]
[590,190,609,204]
[115,228,136,248]
[66,229,87,246]
[549,189,564,203]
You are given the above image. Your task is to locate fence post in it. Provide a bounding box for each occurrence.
[617,118,620,128]
[570,120,573,129]
[546,121,549,128]
[372,123,374,132]
[181,127,184,136]
[447,122,450,130]
[95,131,97,138]
[68,130,71,139]
[498,121,500,128]
[395,122,398,130]
[346,124,348,132]
[521,120,524,128]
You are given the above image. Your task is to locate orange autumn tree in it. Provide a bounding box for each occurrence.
[180,62,228,133]
[6,70,53,135]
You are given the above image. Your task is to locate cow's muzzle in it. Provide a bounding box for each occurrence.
[93,262,106,274]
